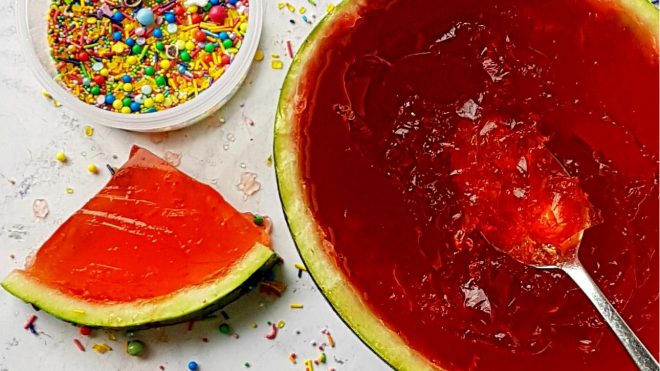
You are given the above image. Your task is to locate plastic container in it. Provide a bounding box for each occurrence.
[16,0,263,132]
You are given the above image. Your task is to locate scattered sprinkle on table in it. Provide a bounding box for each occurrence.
[55,151,68,162]
[265,323,278,340]
[23,315,37,332]
[290,303,304,309]
[92,343,113,353]
[79,325,92,336]
[126,339,145,356]
[187,361,199,370]
[48,0,250,114]
[73,338,86,352]
[218,323,232,334]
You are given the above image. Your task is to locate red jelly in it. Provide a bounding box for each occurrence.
[297,0,659,369]
[450,116,600,266]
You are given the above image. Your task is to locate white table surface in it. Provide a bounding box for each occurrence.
[0,0,389,369]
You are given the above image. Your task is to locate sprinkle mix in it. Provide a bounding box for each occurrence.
[48,0,249,114]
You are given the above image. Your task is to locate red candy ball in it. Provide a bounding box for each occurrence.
[203,55,213,64]
[173,5,184,15]
[77,51,90,62]
[208,6,226,23]
[194,30,206,42]
[79,326,92,336]
[221,54,230,65]
[191,13,202,24]
[93,75,105,85]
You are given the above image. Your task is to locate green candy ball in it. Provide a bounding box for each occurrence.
[126,340,145,356]
[180,50,191,62]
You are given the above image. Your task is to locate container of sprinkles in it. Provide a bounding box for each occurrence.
[17,0,263,131]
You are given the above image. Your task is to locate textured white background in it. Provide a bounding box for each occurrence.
[0,0,389,369]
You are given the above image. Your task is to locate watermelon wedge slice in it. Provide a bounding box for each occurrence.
[2,146,277,329]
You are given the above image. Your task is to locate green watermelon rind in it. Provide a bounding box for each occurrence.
[273,1,658,370]
[2,243,277,329]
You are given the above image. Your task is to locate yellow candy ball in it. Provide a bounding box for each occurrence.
[126,56,138,65]
[187,5,198,13]
[121,106,131,113]
[143,98,154,108]
[175,40,186,50]
[55,152,67,162]
[239,22,248,32]
[87,164,98,174]
[185,41,195,51]
[123,83,133,92]
[112,100,123,110]
[100,68,109,77]
[154,94,165,103]
[159,60,171,69]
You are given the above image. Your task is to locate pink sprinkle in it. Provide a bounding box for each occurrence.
[73,338,86,352]
[286,40,294,59]
[23,315,37,330]
[265,324,278,340]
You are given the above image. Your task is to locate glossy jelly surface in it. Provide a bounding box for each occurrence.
[297,0,659,369]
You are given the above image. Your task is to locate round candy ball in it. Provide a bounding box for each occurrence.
[112,31,123,41]
[153,28,163,38]
[208,6,226,23]
[188,361,199,371]
[136,8,155,26]
[111,12,124,23]
[126,340,145,356]
[130,101,141,112]
[194,30,206,42]
[163,12,176,23]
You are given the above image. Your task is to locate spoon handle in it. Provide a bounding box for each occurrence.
[562,261,659,371]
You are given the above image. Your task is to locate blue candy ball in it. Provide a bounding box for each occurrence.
[218,32,228,40]
[105,94,115,105]
[164,12,176,23]
[188,361,199,371]
[125,38,135,47]
[122,75,132,83]
[136,8,155,26]
[129,102,141,112]
[210,0,219,4]
[112,31,122,41]
[228,0,237,5]
[111,12,124,23]
[152,28,163,38]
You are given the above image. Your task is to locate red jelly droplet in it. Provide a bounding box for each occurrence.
[208,6,226,23]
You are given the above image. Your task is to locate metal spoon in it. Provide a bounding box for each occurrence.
[481,158,659,371]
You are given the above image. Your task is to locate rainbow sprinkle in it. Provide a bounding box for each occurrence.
[47,0,249,114]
